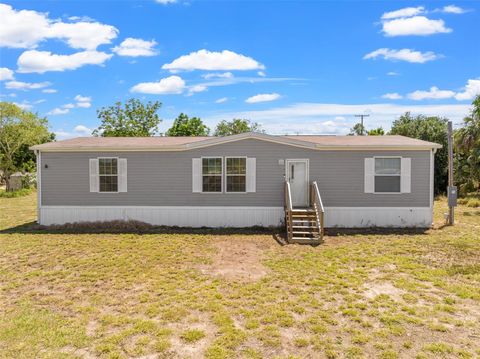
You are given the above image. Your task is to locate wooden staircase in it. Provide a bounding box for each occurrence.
[285,181,325,244]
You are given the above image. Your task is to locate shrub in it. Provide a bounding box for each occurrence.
[0,188,33,198]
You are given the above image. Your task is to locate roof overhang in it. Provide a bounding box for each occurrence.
[31,132,442,152]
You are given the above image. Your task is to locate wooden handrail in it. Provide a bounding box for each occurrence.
[310,181,325,238]
[285,181,293,211]
[311,181,324,214]
[284,181,293,242]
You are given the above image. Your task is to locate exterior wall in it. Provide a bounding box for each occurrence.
[41,138,431,208]
[38,206,432,228]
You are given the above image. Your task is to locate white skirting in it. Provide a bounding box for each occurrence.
[39,206,285,228]
[324,207,433,228]
[38,206,433,228]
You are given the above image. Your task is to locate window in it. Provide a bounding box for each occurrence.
[226,157,246,192]
[202,157,222,192]
[374,157,401,193]
[99,158,118,192]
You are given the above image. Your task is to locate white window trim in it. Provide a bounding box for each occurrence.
[224,156,247,194]
[201,156,223,194]
[372,156,402,195]
[98,156,120,193]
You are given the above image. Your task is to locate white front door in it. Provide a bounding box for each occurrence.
[286,159,309,207]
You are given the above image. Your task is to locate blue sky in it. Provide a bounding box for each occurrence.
[0,1,478,138]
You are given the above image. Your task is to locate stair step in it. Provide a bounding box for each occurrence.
[291,236,321,241]
[292,225,318,229]
[292,231,317,235]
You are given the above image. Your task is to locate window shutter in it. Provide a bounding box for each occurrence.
[192,158,202,193]
[401,157,411,193]
[364,158,374,193]
[246,157,256,193]
[89,158,99,192]
[118,158,128,192]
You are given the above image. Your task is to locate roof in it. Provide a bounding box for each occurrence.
[31,132,442,152]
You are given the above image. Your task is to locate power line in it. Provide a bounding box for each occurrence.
[354,114,370,135]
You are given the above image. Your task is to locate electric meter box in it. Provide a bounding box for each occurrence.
[448,186,457,207]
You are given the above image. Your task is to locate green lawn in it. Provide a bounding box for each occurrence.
[1,192,479,358]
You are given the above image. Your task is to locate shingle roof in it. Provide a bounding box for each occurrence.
[31,133,442,151]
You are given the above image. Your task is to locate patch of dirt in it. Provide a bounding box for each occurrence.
[86,320,97,337]
[197,236,273,281]
[167,312,216,359]
[363,281,405,300]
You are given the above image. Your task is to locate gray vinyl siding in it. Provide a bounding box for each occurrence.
[41,138,431,207]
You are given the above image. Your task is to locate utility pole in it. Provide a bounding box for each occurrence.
[447,121,456,225]
[354,114,370,135]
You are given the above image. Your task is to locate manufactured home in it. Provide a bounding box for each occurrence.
[32,132,441,243]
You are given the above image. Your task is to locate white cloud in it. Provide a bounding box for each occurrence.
[0,67,14,81]
[407,86,456,100]
[5,80,50,90]
[455,79,480,101]
[215,97,228,104]
[363,48,439,63]
[162,49,265,72]
[130,75,186,94]
[381,6,424,20]
[112,38,158,57]
[63,103,75,109]
[76,101,91,108]
[17,50,113,73]
[48,107,70,115]
[74,125,92,136]
[48,21,118,50]
[72,95,92,108]
[387,71,400,76]
[246,93,281,104]
[155,0,177,4]
[438,5,467,14]
[205,103,470,134]
[13,101,33,110]
[188,85,207,95]
[382,93,403,100]
[0,4,50,48]
[257,71,266,77]
[201,72,233,80]
[0,3,118,50]
[42,88,57,94]
[382,16,452,36]
[74,95,91,102]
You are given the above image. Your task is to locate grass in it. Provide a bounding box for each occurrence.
[0,192,479,358]
[0,187,33,198]
[458,192,480,208]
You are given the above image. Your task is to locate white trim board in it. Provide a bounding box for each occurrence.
[39,206,433,228]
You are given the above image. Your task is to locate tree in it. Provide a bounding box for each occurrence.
[93,99,162,137]
[0,102,52,191]
[349,123,366,136]
[213,119,264,136]
[454,95,480,194]
[166,113,210,136]
[389,112,448,195]
[367,127,385,136]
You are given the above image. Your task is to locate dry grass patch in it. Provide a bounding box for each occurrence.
[0,194,479,358]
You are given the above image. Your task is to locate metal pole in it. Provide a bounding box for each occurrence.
[447,121,454,225]
[354,114,370,135]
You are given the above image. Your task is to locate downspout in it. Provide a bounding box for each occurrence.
[35,150,41,224]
